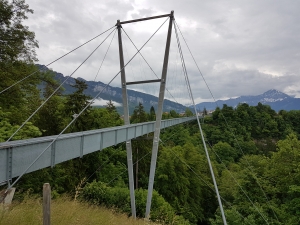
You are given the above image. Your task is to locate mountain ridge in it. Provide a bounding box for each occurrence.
[38,65,300,112]
[38,64,187,114]
[195,89,300,111]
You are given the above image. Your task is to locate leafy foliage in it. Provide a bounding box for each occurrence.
[82,181,189,224]
[0,0,38,62]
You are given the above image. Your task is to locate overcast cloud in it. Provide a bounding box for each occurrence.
[24,0,300,105]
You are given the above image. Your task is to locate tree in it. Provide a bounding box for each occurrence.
[64,79,91,132]
[0,0,41,124]
[130,103,148,124]
[156,143,217,224]
[87,107,123,130]
[130,103,149,189]
[213,141,238,165]
[106,100,116,113]
[35,70,66,136]
[148,105,156,121]
[0,0,38,62]
[105,100,122,124]
[169,109,179,118]
[185,108,193,117]
[0,107,41,141]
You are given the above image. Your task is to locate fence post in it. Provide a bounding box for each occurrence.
[43,183,51,225]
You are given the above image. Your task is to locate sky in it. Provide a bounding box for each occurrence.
[24,0,300,105]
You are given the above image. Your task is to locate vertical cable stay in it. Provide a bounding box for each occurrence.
[6,28,117,143]
[174,20,279,223]
[0,25,116,95]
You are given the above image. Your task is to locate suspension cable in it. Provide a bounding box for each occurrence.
[160,136,253,225]
[0,25,116,95]
[6,27,117,142]
[173,19,228,225]
[156,120,252,224]
[174,21,270,224]
[174,20,279,223]
[93,29,117,82]
[205,140,271,224]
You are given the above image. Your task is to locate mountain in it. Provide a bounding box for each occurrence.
[38,64,187,114]
[195,89,300,111]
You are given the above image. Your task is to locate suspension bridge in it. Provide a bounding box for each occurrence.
[0,11,279,225]
[0,117,196,186]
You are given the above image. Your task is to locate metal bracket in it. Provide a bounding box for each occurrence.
[51,141,56,168]
[6,147,12,186]
[80,136,84,158]
[100,133,103,150]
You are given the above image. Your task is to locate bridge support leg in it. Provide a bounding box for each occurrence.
[117,20,136,218]
[145,11,174,219]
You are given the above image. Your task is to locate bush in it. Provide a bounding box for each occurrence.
[82,181,189,224]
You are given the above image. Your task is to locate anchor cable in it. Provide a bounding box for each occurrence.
[174,20,278,223]
[6,27,117,142]
[93,28,117,82]
[0,25,116,95]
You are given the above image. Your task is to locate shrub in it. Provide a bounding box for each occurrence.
[82,181,189,224]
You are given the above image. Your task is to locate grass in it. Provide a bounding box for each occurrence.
[0,197,160,225]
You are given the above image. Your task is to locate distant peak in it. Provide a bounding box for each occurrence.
[263,89,280,94]
[261,89,291,100]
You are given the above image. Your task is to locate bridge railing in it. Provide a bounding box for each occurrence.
[0,117,196,186]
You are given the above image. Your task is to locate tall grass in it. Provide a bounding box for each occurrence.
[0,197,160,225]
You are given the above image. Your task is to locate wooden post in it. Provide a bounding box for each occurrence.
[43,183,51,225]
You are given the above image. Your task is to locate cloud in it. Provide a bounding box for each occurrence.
[24,0,300,104]
[90,98,122,107]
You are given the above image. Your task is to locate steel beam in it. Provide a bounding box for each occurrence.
[0,117,196,186]
[126,79,161,85]
[119,14,170,25]
[145,11,174,218]
[117,20,136,218]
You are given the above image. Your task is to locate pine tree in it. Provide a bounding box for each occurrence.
[149,105,156,121]
[64,79,91,132]
[130,102,148,123]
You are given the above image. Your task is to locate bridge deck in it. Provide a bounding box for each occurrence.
[0,117,196,185]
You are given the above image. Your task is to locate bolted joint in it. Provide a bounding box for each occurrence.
[116,20,122,28]
[170,10,174,19]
